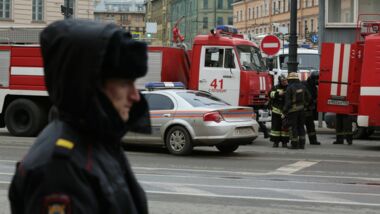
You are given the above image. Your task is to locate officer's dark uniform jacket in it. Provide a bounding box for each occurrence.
[9,20,151,214]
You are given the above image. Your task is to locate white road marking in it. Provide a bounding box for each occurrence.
[269,160,319,175]
[143,181,380,197]
[146,190,380,207]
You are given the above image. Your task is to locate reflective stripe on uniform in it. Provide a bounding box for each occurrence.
[270,91,276,98]
[270,130,281,137]
[280,131,289,137]
[271,106,283,115]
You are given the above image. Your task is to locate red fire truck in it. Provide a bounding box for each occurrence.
[318,16,380,137]
[0,26,272,137]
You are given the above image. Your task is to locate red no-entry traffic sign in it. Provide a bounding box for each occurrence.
[260,35,281,56]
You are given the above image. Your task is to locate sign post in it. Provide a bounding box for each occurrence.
[260,35,281,56]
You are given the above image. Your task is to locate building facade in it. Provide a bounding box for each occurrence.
[233,0,319,43]
[144,0,171,46]
[145,0,234,46]
[0,0,94,43]
[94,0,145,39]
[319,0,380,44]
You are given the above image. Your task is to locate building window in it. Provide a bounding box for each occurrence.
[228,0,233,9]
[228,16,233,25]
[311,19,314,32]
[314,0,319,6]
[217,17,223,25]
[32,0,44,21]
[0,0,11,19]
[252,8,255,18]
[248,8,251,19]
[240,10,242,21]
[217,0,223,9]
[236,11,239,22]
[273,2,276,14]
[260,5,263,17]
[326,0,355,27]
[304,20,308,36]
[203,17,208,29]
[256,6,259,17]
[298,21,301,35]
[278,0,281,12]
[203,0,208,9]
[297,0,300,9]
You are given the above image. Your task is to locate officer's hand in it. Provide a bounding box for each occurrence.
[279,91,284,95]
[281,114,285,119]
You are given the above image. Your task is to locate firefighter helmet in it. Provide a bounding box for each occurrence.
[287,72,299,80]
[278,73,287,83]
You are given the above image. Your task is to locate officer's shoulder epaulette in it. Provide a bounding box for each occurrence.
[53,138,75,158]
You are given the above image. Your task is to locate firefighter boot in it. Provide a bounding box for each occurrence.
[333,136,344,144]
[272,141,279,148]
[309,135,321,145]
[288,141,298,149]
[281,141,288,148]
[299,139,306,149]
[346,135,353,145]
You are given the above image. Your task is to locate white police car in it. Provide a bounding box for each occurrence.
[123,82,259,155]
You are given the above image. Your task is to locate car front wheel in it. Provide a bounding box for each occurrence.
[165,126,192,155]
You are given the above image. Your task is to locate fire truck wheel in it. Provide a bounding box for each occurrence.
[165,126,193,155]
[5,99,48,137]
[216,144,239,153]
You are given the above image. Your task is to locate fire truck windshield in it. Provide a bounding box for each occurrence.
[280,53,320,70]
[236,45,267,72]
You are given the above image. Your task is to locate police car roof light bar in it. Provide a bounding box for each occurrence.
[145,82,185,91]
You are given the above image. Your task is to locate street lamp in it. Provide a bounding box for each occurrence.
[287,0,298,73]
[61,0,73,19]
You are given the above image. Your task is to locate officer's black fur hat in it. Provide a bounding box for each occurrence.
[102,31,148,81]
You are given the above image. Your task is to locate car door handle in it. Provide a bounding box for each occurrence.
[199,79,207,83]
[163,114,171,117]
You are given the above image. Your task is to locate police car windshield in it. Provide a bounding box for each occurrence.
[280,54,320,70]
[177,91,229,107]
[236,45,267,72]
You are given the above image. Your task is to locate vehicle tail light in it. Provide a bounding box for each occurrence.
[203,111,224,123]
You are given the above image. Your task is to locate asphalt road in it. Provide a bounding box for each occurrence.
[0,127,380,214]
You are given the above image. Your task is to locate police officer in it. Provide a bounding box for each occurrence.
[269,74,289,148]
[283,72,311,149]
[9,20,151,213]
[303,71,321,145]
[333,114,353,145]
